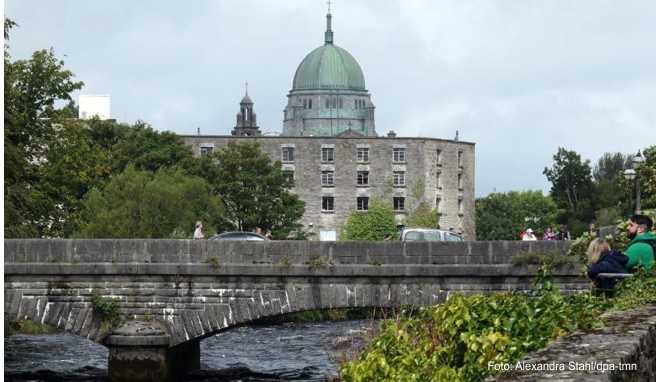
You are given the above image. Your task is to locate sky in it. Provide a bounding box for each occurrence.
[5,0,656,197]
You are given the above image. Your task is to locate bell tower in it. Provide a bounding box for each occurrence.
[232,82,261,137]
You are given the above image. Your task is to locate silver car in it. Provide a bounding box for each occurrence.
[400,228,463,242]
[209,232,267,241]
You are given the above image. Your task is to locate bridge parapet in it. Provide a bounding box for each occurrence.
[5,239,584,382]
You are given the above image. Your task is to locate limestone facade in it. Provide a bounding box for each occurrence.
[182,135,476,240]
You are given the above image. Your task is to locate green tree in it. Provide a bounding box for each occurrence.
[592,152,632,218]
[342,198,397,240]
[76,166,224,238]
[475,191,558,240]
[543,148,595,235]
[637,146,656,211]
[405,201,440,228]
[4,20,84,237]
[211,142,304,233]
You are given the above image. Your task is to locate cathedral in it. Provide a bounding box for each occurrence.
[182,10,475,240]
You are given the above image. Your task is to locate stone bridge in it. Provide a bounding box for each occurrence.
[4,239,586,381]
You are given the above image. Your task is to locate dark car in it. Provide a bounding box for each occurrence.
[209,231,267,241]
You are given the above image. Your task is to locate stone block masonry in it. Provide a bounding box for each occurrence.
[6,239,586,382]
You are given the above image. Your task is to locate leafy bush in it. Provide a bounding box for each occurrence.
[341,198,397,240]
[340,269,656,382]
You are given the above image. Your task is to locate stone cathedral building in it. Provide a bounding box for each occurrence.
[182,11,475,240]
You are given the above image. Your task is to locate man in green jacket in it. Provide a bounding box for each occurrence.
[624,214,655,272]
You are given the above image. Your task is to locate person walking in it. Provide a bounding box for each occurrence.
[522,228,537,241]
[193,221,205,240]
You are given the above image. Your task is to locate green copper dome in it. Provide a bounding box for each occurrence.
[291,13,365,91]
[292,44,366,91]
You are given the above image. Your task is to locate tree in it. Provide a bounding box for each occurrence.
[4,20,84,237]
[592,152,632,216]
[342,198,397,240]
[475,191,558,240]
[405,201,439,228]
[543,148,595,233]
[634,146,656,211]
[211,142,304,233]
[76,166,224,238]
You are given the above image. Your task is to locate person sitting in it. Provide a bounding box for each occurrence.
[586,238,628,294]
[624,214,655,273]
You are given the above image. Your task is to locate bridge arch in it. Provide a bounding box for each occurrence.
[5,239,586,381]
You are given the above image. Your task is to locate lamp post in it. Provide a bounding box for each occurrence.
[623,151,645,214]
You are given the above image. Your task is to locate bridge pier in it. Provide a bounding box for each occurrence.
[105,321,200,382]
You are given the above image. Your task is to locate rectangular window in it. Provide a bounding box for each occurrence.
[436,197,442,213]
[321,147,334,162]
[357,171,369,186]
[393,148,406,162]
[357,197,369,211]
[282,147,295,162]
[322,196,334,211]
[200,147,213,156]
[458,150,463,167]
[357,148,369,162]
[393,171,405,187]
[321,171,334,186]
[283,170,295,187]
[458,174,463,190]
[436,149,442,165]
[393,197,405,212]
[458,198,464,215]
[436,172,442,189]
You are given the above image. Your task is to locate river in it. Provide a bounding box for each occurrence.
[4,319,377,381]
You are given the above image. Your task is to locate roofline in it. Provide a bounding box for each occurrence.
[179,134,475,146]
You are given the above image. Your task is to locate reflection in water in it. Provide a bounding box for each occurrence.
[5,320,376,381]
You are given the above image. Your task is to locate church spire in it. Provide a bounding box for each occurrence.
[324,0,333,44]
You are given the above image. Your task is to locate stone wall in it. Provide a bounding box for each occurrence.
[5,239,584,347]
[493,305,656,381]
[181,135,476,239]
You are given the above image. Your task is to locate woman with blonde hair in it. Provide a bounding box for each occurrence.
[586,238,628,293]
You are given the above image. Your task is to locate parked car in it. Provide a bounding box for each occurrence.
[209,232,267,241]
[400,228,463,242]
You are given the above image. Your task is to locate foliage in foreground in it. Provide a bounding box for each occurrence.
[340,270,656,382]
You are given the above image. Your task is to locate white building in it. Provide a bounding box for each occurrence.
[79,95,111,120]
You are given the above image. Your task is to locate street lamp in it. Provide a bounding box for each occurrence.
[624,151,645,214]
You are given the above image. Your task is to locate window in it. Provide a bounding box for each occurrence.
[339,98,343,109]
[436,149,442,166]
[357,148,369,162]
[200,146,213,156]
[283,170,294,187]
[321,171,334,186]
[436,172,442,189]
[303,99,307,109]
[357,171,369,186]
[436,197,442,213]
[458,174,463,190]
[282,147,295,162]
[458,150,463,167]
[393,197,405,211]
[393,148,406,162]
[393,171,405,186]
[357,197,369,211]
[322,196,334,211]
[458,198,464,215]
[325,98,329,108]
[321,147,334,162]
[309,99,312,109]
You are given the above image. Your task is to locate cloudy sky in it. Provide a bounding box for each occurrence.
[6,0,655,197]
